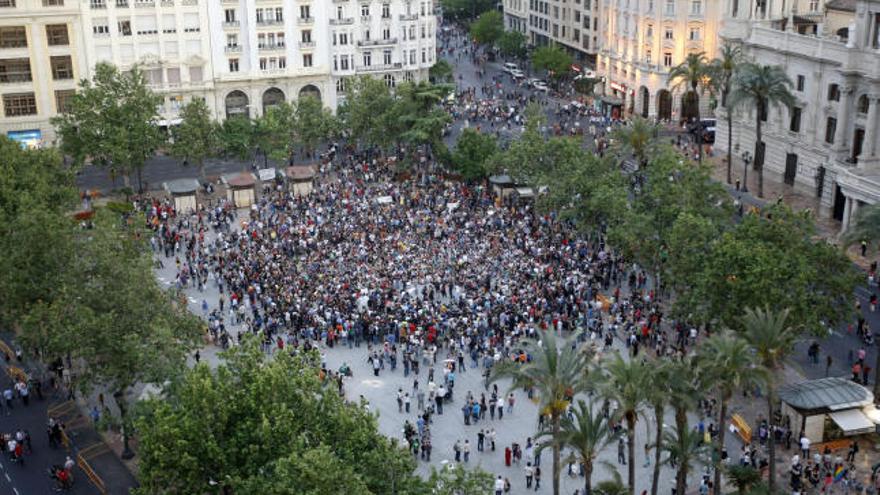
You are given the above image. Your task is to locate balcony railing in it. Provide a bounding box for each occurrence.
[256,18,283,25]
[399,13,418,21]
[357,62,402,72]
[330,17,354,25]
[222,20,240,27]
[160,0,173,6]
[224,45,241,53]
[296,16,313,25]
[258,43,285,51]
[360,15,370,22]
[358,37,397,47]
[298,40,315,49]
[134,0,154,7]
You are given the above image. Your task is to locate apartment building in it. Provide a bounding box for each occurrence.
[0,0,86,145]
[598,0,723,119]
[719,0,880,229]
[502,0,601,65]
[0,0,436,145]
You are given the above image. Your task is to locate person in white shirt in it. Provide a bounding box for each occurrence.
[494,475,505,495]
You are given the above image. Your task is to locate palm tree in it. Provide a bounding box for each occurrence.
[490,332,591,495]
[598,355,648,495]
[667,52,712,163]
[536,400,620,495]
[725,465,763,495]
[698,331,765,494]
[660,427,710,495]
[729,63,796,198]
[593,472,629,495]
[842,203,880,249]
[643,359,672,495]
[741,306,799,493]
[709,43,743,185]
[610,116,660,169]
[663,356,705,494]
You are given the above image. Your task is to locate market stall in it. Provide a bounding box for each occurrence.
[164,178,200,214]
[222,172,257,208]
[779,377,879,443]
[286,165,317,196]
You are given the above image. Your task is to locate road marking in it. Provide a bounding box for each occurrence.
[13,487,19,495]
[4,473,10,482]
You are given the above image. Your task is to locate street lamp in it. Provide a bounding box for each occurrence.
[741,150,753,194]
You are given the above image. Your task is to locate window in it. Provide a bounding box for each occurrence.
[384,73,394,87]
[3,92,36,116]
[664,0,674,15]
[381,3,390,18]
[645,50,652,64]
[0,0,15,7]
[118,20,132,36]
[827,84,840,102]
[50,55,73,79]
[224,9,235,22]
[825,117,836,144]
[858,94,870,114]
[302,54,312,67]
[0,58,31,82]
[274,7,283,22]
[300,5,310,19]
[259,57,267,70]
[228,58,239,72]
[361,4,369,16]
[363,51,371,66]
[0,27,26,48]
[663,52,672,67]
[383,49,391,65]
[226,34,237,47]
[55,89,74,113]
[789,107,801,132]
[336,78,345,93]
[645,24,653,38]
[90,0,105,8]
[664,28,673,40]
[45,24,68,45]
[688,27,700,40]
[796,75,805,92]
[340,54,349,70]
[189,66,202,82]
[278,56,286,69]
[690,0,701,14]
[302,30,311,42]
[364,29,370,41]
[43,0,64,6]
[382,27,390,39]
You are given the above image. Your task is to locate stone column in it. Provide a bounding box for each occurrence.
[842,195,853,231]
[864,95,880,159]
[834,85,855,152]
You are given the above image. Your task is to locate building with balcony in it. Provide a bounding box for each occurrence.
[0,0,86,145]
[598,0,723,120]
[718,0,880,229]
[502,0,601,66]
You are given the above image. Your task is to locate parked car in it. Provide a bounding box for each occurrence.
[510,69,526,80]
[532,81,549,92]
[503,63,519,74]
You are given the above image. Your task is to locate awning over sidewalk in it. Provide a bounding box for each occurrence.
[829,409,876,435]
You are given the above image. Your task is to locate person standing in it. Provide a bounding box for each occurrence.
[454,439,462,462]
[525,462,534,488]
[489,428,497,451]
[618,437,627,465]
[533,466,541,491]
[494,475,505,495]
[477,429,485,452]
[463,439,471,463]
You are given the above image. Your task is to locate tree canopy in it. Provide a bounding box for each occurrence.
[451,128,498,180]
[171,98,217,175]
[497,31,528,59]
[469,10,504,45]
[532,45,573,80]
[440,0,495,20]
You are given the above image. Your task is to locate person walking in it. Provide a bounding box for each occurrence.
[618,437,627,465]
[525,462,534,488]
[533,466,541,491]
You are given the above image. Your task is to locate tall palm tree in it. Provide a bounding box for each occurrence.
[536,400,620,495]
[490,332,591,495]
[741,306,800,493]
[598,355,649,495]
[709,43,743,185]
[667,52,712,163]
[664,356,705,494]
[610,116,660,169]
[593,472,629,495]
[660,427,710,495]
[643,359,672,495]
[729,63,796,198]
[698,331,765,494]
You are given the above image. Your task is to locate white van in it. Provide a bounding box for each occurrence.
[503,63,518,74]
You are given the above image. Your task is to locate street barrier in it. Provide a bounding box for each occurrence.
[730,413,752,443]
[77,453,108,494]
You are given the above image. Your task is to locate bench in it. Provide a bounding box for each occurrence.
[731,413,752,444]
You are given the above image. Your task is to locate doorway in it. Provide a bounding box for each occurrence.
[852,128,865,163]
[784,153,797,186]
[832,185,846,221]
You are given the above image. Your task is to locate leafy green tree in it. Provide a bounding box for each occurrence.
[20,209,203,459]
[574,77,601,96]
[441,0,495,20]
[216,116,253,162]
[491,332,591,495]
[427,464,494,495]
[0,137,77,327]
[709,43,743,184]
[429,59,454,84]
[339,76,397,149]
[293,95,339,158]
[469,10,504,45]
[452,128,498,180]
[685,204,860,334]
[52,62,163,191]
[741,306,799,493]
[610,116,660,168]
[135,342,423,494]
[532,45,573,80]
[537,400,619,495]
[251,104,292,165]
[667,52,712,163]
[171,98,217,178]
[729,63,796,197]
[598,355,648,495]
[698,331,764,493]
[842,203,880,250]
[497,30,528,59]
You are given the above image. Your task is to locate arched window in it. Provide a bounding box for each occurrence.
[857,94,870,114]
[828,83,840,102]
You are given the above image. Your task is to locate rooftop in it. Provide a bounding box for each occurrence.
[779,376,874,412]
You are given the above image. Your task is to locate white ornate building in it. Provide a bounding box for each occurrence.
[501,0,602,66]
[718,0,880,229]
[0,0,436,145]
[598,0,724,119]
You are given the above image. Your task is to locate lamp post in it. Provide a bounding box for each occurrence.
[741,150,753,194]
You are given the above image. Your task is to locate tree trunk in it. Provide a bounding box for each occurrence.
[553,414,561,495]
[755,104,764,198]
[674,406,688,495]
[626,412,636,495]
[651,405,664,495]
[714,397,728,495]
[725,93,733,185]
[766,387,777,492]
[114,388,134,459]
[585,461,593,495]
[693,84,703,164]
